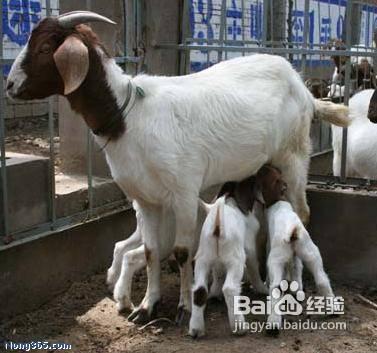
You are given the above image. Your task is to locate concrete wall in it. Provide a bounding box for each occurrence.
[0,208,135,319]
[310,151,333,176]
[307,186,377,286]
[0,153,49,234]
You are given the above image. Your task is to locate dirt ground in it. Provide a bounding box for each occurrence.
[1,262,377,353]
[5,116,62,172]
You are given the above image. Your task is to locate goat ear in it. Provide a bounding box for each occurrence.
[53,35,89,95]
[233,176,256,215]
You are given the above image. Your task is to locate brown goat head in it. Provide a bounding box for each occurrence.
[6,11,115,101]
[256,165,287,207]
[6,12,128,139]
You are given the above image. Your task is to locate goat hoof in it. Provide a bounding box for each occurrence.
[189,328,205,339]
[131,308,150,324]
[114,294,134,313]
[265,327,280,337]
[107,285,115,294]
[116,301,133,314]
[175,306,190,326]
[127,301,159,324]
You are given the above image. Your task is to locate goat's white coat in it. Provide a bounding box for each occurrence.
[266,201,334,331]
[332,89,377,178]
[189,196,267,337]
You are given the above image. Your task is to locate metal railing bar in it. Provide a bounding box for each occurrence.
[301,0,310,75]
[310,148,333,158]
[340,0,353,182]
[166,38,377,52]
[262,0,268,46]
[0,199,131,250]
[123,0,127,60]
[84,0,94,218]
[180,0,190,75]
[217,0,227,62]
[136,0,142,72]
[46,0,57,230]
[154,43,377,57]
[87,129,94,216]
[0,0,8,240]
[47,96,56,227]
[308,174,377,188]
[241,0,245,56]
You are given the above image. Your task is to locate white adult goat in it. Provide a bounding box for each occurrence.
[332,89,377,178]
[6,11,349,324]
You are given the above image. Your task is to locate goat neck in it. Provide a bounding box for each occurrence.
[66,30,132,141]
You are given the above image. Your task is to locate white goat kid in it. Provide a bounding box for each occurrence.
[265,200,334,334]
[189,196,265,337]
[189,166,287,338]
[332,89,377,178]
[6,11,349,324]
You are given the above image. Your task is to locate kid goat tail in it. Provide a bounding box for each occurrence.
[314,99,350,127]
[198,198,212,214]
[213,200,223,239]
[198,198,224,239]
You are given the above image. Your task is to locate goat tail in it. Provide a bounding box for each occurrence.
[314,99,350,127]
[213,200,224,239]
[283,226,300,244]
[199,197,225,239]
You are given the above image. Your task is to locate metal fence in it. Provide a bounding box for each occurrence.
[0,0,143,245]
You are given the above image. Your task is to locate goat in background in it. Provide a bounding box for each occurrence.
[332,89,377,179]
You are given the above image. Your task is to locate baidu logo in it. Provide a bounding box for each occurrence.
[271,280,305,316]
[234,280,344,316]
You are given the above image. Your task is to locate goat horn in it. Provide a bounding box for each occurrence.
[58,11,116,28]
